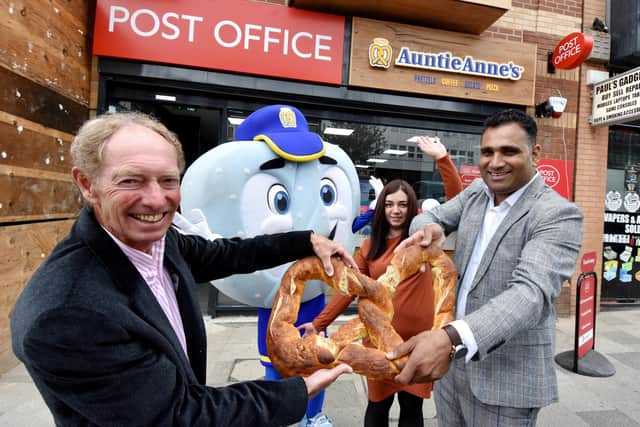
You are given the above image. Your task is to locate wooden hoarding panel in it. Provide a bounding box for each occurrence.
[349,18,536,106]
[0,67,88,134]
[0,112,79,223]
[0,0,92,105]
[0,119,73,174]
[0,173,81,223]
[0,219,74,372]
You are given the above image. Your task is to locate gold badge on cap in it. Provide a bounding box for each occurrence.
[279,107,297,128]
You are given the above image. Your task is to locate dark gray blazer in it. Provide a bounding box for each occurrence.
[411,175,583,408]
[11,208,314,426]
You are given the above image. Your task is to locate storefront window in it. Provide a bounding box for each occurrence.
[318,119,478,205]
[603,126,640,301]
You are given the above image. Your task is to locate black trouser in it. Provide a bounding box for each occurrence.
[364,391,424,427]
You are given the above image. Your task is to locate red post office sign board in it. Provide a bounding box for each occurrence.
[536,158,574,201]
[577,273,596,358]
[93,0,345,85]
[552,32,593,70]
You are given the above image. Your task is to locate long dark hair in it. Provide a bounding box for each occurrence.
[367,179,418,260]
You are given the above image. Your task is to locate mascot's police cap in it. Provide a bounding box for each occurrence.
[236,105,326,162]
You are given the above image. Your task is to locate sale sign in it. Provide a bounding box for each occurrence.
[551,32,593,70]
[93,0,345,85]
[536,158,574,201]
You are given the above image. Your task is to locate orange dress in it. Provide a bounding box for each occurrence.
[312,235,435,401]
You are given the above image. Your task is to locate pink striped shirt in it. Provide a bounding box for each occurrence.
[103,228,188,357]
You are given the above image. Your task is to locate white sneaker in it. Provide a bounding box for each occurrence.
[306,413,333,427]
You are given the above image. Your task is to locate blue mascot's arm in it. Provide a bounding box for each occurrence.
[352,209,374,233]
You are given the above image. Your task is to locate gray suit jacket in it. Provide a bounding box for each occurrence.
[411,175,583,408]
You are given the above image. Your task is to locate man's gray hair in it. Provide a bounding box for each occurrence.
[70,111,185,182]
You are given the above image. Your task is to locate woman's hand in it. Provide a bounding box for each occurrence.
[416,136,447,160]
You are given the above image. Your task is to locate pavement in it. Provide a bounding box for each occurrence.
[2,306,640,426]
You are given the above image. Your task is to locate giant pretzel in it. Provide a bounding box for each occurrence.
[266,244,457,380]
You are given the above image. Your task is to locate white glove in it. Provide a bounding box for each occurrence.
[172,209,222,240]
[368,176,384,210]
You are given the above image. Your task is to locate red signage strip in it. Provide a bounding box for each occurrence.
[581,251,597,274]
[552,32,593,70]
[576,272,596,358]
[94,0,345,85]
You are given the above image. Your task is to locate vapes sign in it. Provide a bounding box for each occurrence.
[93,0,345,85]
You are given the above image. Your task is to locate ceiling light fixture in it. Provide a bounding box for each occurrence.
[355,164,370,168]
[228,117,245,125]
[323,127,354,136]
[366,158,387,163]
[155,94,176,102]
[383,149,408,155]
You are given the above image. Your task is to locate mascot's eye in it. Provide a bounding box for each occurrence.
[267,184,290,214]
[319,178,337,206]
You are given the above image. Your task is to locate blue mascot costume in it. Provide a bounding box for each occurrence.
[180,105,360,426]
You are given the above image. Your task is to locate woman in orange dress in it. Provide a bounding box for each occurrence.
[300,136,462,427]
[303,179,430,426]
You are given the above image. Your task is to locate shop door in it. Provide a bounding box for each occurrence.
[106,99,221,170]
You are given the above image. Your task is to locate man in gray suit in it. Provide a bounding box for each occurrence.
[389,109,583,426]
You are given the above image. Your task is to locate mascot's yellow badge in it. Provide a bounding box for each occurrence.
[278,107,297,128]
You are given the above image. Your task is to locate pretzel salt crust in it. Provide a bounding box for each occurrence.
[266,244,457,380]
